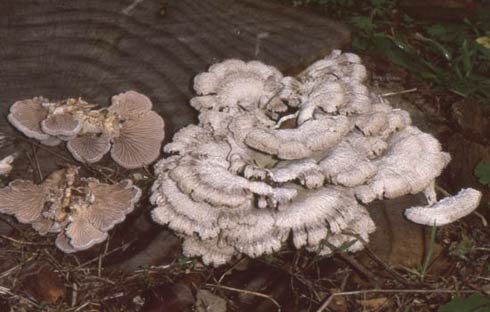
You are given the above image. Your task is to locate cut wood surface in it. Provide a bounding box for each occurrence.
[0,0,350,269]
[0,0,350,137]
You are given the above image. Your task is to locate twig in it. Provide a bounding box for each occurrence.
[0,234,50,246]
[338,253,380,287]
[76,239,135,269]
[17,137,74,164]
[435,185,452,197]
[71,282,78,307]
[0,285,39,306]
[381,88,418,97]
[473,211,488,227]
[316,288,479,312]
[0,255,37,279]
[349,233,412,286]
[217,258,246,285]
[17,136,103,177]
[31,144,43,181]
[74,302,91,312]
[206,283,281,312]
[98,237,111,277]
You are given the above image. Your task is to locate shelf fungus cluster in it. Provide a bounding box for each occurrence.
[8,91,165,169]
[151,50,482,266]
[0,167,141,252]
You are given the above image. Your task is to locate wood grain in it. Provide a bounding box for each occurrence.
[0,0,350,137]
[0,0,350,269]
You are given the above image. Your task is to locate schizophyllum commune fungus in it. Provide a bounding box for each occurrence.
[150,50,482,267]
[0,167,141,252]
[158,51,481,266]
[8,91,165,169]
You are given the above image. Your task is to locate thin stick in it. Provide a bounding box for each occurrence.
[217,258,246,285]
[316,288,479,312]
[17,137,100,177]
[98,237,111,277]
[381,88,418,97]
[0,234,50,246]
[74,302,91,312]
[206,283,281,312]
[76,239,135,269]
[31,144,43,181]
[348,233,411,286]
[338,253,380,287]
[71,283,78,307]
[17,137,75,164]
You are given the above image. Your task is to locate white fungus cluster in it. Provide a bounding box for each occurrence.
[151,50,482,266]
[0,167,141,252]
[8,91,165,169]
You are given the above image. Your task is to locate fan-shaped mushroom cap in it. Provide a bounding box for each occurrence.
[404,188,482,226]
[56,200,109,253]
[317,211,375,255]
[301,50,367,82]
[7,97,58,143]
[106,90,164,168]
[269,159,325,189]
[67,135,111,163]
[54,178,140,253]
[41,113,82,138]
[0,180,47,224]
[355,127,451,203]
[151,173,222,239]
[221,216,286,258]
[245,116,351,160]
[191,59,283,111]
[319,142,377,187]
[296,78,372,124]
[83,178,141,231]
[183,236,236,267]
[109,90,153,118]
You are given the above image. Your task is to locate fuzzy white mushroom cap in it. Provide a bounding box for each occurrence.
[151,50,481,266]
[404,188,482,226]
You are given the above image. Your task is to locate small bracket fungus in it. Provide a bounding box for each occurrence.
[0,167,141,252]
[8,91,165,169]
[0,154,16,176]
[151,51,482,266]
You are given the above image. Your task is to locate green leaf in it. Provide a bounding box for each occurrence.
[350,16,375,33]
[449,235,476,256]
[337,239,358,252]
[370,0,386,7]
[475,162,490,186]
[391,33,413,54]
[460,39,473,77]
[426,24,449,39]
[420,225,437,280]
[438,293,490,312]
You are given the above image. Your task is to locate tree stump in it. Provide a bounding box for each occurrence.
[0,0,350,269]
[0,0,350,137]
